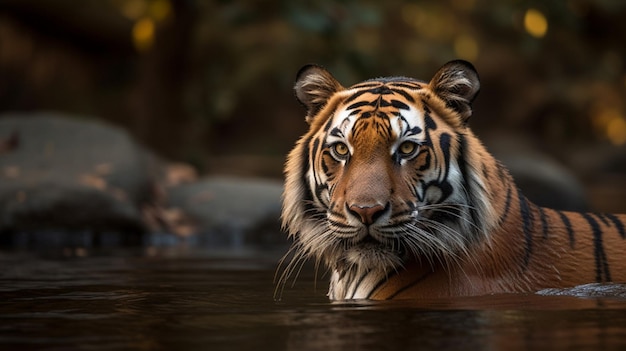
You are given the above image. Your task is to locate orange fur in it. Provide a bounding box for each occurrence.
[278,61,626,300]
[371,138,626,298]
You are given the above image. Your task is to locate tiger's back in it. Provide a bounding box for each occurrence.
[278,60,626,300]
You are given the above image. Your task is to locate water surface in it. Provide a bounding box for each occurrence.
[2,247,626,350]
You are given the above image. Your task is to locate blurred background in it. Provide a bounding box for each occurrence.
[2,4,626,347]
[0,0,625,217]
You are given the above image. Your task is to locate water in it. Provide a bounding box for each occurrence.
[2,246,626,351]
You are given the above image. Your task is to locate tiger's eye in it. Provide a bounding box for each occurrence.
[398,141,417,156]
[333,142,349,157]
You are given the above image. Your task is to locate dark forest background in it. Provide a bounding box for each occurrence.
[1,0,625,212]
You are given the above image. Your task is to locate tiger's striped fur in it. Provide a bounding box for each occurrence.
[277,60,626,300]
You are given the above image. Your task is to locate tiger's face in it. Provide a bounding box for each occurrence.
[306,84,467,269]
[281,61,490,295]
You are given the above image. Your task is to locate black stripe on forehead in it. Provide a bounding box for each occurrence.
[349,97,410,114]
[390,99,410,110]
[343,82,417,108]
[388,81,423,89]
[350,82,382,89]
[350,111,393,139]
[343,84,396,104]
[337,82,420,140]
[346,100,376,111]
[344,90,371,105]
[390,88,415,103]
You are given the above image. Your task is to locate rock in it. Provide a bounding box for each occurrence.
[502,155,588,212]
[483,133,588,212]
[0,112,163,235]
[166,176,286,248]
[567,144,626,213]
[0,112,288,251]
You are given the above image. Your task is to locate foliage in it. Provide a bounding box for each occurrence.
[0,0,625,162]
[184,0,626,148]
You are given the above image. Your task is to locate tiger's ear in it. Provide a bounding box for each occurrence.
[294,64,344,123]
[429,60,480,124]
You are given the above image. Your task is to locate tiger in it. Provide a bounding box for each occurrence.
[276,60,626,301]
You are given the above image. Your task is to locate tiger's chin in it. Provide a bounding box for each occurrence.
[326,239,408,300]
[333,238,406,273]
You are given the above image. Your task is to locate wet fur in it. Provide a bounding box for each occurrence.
[276,61,626,300]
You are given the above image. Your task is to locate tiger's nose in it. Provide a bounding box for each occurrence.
[347,203,387,225]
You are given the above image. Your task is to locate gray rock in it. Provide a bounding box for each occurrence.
[0,112,162,234]
[0,112,292,252]
[166,176,286,248]
[483,133,588,212]
[501,154,588,212]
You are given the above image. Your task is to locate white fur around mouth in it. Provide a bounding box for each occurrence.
[342,237,405,270]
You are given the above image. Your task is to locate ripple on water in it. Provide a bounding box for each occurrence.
[2,251,626,350]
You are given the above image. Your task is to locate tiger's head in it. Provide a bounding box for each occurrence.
[280,60,499,299]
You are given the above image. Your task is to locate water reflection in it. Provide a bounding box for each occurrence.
[280,298,626,350]
[1,250,626,350]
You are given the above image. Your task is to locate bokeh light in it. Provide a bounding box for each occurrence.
[454,34,479,61]
[132,18,155,52]
[524,8,548,38]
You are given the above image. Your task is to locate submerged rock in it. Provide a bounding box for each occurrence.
[537,283,626,298]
